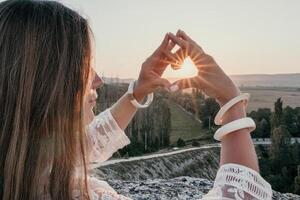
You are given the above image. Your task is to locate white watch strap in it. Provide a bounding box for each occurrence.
[127,80,153,109]
[214,117,256,141]
[214,93,250,125]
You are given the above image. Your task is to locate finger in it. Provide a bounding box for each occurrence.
[160,59,177,66]
[170,48,189,69]
[176,30,205,57]
[167,40,176,51]
[190,49,203,61]
[154,78,172,91]
[175,48,187,62]
[168,39,186,69]
[152,33,170,57]
[151,57,178,66]
[194,54,216,66]
[159,33,170,49]
[168,33,187,49]
[169,76,202,91]
[197,64,217,73]
[162,50,180,63]
[177,29,193,42]
[170,53,183,68]
[148,57,181,73]
[171,54,184,70]
[169,60,182,69]
[170,61,183,70]
[161,52,183,70]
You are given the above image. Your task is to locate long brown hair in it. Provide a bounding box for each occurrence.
[0,0,92,199]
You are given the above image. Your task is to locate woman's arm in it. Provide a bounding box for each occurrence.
[109,91,144,130]
[168,30,272,199]
[109,33,176,130]
[219,101,259,171]
[168,30,259,172]
[86,34,178,166]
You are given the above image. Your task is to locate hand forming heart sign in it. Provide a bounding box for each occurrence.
[133,30,241,107]
[166,30,241,106]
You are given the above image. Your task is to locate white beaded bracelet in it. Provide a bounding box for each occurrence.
[127,80,154,109]
[214,93,250,125]
[214,117,256,141]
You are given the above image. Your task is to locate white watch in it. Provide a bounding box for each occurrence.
[127,80,153,109]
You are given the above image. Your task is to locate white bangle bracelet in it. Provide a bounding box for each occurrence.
[214,117,256,141]
[127,80,153,109]
[214,93,250,125]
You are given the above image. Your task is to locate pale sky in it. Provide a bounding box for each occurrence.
[62,0,300,79]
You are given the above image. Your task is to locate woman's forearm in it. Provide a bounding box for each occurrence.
[219,101,259,172]
[109,90,145,130]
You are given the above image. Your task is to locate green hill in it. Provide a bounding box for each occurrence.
[169,102,211,144]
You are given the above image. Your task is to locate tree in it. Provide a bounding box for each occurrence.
[252,99,300,194]
[198,98,220,129]
[260,118,271,137]
[249,108,272,122]
[283,106,299,137]
[153,136,160,151]
[97,84,172,156]
[271,98,283,130]
[248,108,272,138]
[291,141,300,166]
[270,125,292,172]
[294,165,300,194]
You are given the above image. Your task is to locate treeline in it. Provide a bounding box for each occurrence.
[255,98,300,194]
[249,98,300,138]
[94,83,171,157]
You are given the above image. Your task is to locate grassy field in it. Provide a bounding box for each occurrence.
[241,87,300,112]
[168,102,210,144]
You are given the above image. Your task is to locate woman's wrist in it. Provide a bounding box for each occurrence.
[217,85,241,107]
[132,81,147,103]
[221,101,246,124]
[133,88,146,103]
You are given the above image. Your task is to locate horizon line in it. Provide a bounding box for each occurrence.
[101,72,300,79]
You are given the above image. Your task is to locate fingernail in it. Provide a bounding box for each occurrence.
[169,84,179,92]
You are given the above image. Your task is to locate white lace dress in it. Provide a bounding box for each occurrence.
[78,108,273,200]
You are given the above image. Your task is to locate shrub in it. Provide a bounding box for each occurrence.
[192,141,200,147]
[177,138,186,147]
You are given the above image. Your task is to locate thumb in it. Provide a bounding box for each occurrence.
[169,76,201,92]
[154,78,172,91]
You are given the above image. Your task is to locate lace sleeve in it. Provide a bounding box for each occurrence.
[86,108,131,164]
[202,163,272,200]
[73,178,132,200]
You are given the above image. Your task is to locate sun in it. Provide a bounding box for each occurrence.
[162,57,198,82]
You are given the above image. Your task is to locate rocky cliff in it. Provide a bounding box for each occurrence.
[94,146,300,199]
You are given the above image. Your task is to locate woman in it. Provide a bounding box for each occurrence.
[0,0,174,199]
[0,1,272,200]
